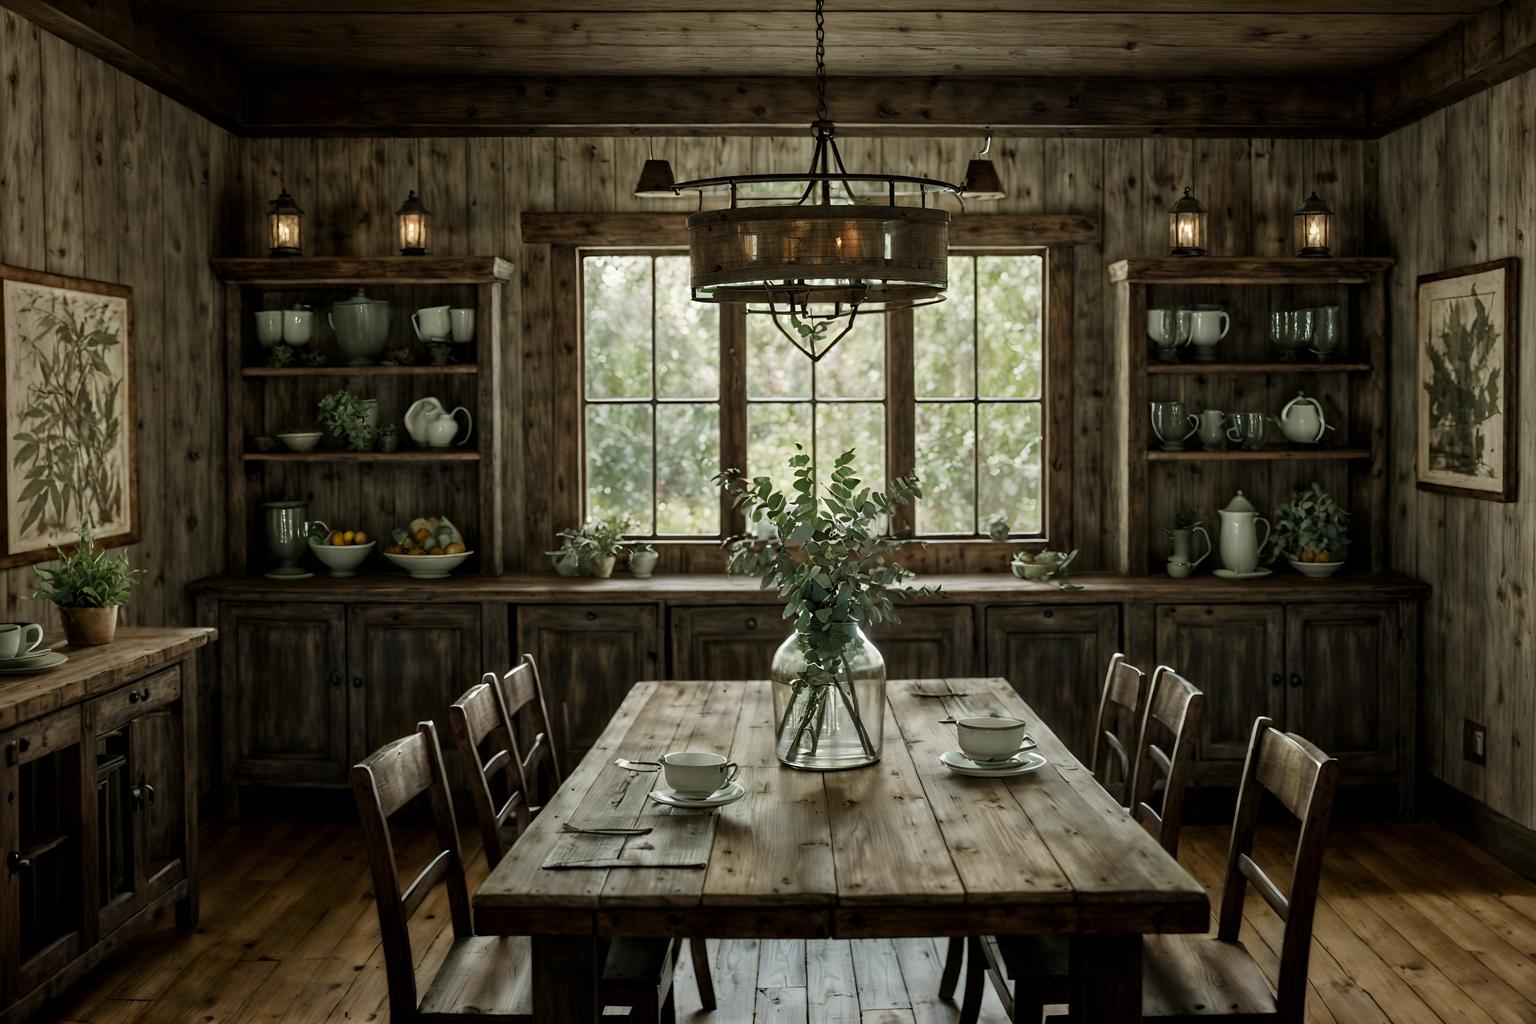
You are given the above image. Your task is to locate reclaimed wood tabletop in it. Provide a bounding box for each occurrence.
[473,677,1209,1023]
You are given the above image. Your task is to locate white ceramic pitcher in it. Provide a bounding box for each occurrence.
[1217,491,1271,573]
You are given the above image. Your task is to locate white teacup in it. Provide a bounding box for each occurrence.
[956,716,1028,763]
[283,309,314,346]
[412,305,452,342]
[0,622,45,659]
[449,308,476,343]
[254,310,284,347]
[659,751,739,798]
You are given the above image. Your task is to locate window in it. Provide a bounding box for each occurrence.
[577,245,1058,549]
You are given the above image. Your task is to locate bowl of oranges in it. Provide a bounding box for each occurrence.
[383,516,472,579]
[308,524,375,578]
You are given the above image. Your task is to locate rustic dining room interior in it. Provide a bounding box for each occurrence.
[1,0,1535,1021]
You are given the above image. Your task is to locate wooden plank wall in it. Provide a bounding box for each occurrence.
[234,136,1367,572]
[1378,72,1536,830]
[0,13,234,632]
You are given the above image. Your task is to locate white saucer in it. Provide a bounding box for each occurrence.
[648,782,746,809]
[1213,568,1272,581]
[0,651,68,674]
[265,568,314,580]
[0,647,53,664]
[940,749,1048,778]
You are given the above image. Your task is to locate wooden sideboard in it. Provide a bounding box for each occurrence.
[0,628,214,1024]
[192,572,1425,816]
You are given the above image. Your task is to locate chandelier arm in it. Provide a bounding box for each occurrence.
[828,136,861,206]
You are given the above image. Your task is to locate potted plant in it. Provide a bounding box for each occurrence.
[1269,482,1350,578]
[628,542,659,579]
[317,389,378,452]
[716,446,933,770]
[32,525,144,646]
[579,517,634,578]
[546,531,595,577]
[986,513,1011,542]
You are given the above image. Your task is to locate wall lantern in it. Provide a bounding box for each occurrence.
[395,190,431,256]
[633,159,678,198]
[1294,191,1334,257]
[1168,186,1207,257]
[266,188,304,257]
[960,134,1006,202]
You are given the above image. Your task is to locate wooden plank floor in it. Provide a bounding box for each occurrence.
[34,821,1536,1023]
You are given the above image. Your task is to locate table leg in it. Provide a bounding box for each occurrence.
[1071,934,1142,1022]
[532,934,600,1023]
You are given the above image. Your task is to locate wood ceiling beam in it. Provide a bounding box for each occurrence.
[0,0,244,130]
[245,75,1368,137]
[1371,0,1536,131]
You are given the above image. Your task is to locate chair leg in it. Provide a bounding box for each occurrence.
[959,936,987,1024]
[939,936,965,999]
[661,983,677,1024]
[689,937,717,1011]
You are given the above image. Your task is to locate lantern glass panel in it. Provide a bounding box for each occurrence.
[399,211,430,255]
[268,212,301,256]
[1296,211,1332,256]
[1169,211,1206,256]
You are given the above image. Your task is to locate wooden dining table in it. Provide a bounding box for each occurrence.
[473,677,1209,1022]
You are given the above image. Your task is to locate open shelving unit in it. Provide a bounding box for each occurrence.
[1111,256,1393,575]
[215,256,513,577]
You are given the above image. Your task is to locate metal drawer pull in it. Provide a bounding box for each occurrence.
[128,686,151,703]
[1271,673,1283,687]
[352,676,365,689]
[745,617,757,630]
[1289,672,1303,688]
[7,851,30,873]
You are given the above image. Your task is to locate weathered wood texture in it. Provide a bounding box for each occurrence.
[1377,69,1536,830]
[0,13,233,634]
[239,135,1371,572]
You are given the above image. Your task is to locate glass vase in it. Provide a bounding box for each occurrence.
[770,625,886,770]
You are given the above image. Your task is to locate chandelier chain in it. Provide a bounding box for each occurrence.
[815,0,828,122]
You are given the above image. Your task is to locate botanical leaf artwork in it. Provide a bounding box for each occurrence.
[3,280,131,551]
[1424,289,1501,477]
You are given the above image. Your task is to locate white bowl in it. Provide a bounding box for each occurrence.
[309,539,374,578]
[277,431,322,453]
[384,550,473,579]
[1287,558,1344,579]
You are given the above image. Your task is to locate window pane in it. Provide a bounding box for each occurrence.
[747,402,812,485]
[816,313,885,399]
[747,317,812,399]
[978,255,1044,399]
[816,402,884,493]
[915,256,976,399]
[979,402,1043,534]
[655,257,718,400]
[656,403,719,536]
[915,403,975,534]
[583,255,652,399]
[586,403,653,533]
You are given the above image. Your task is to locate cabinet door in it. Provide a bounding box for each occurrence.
[1285,603,1400,776]
[223,603,348,786]
[984,605,1120,762]
[347,604,482,759]
[1155,604,1285,781]
[518,605,660,762]
[669,606,784,679]
[869,606,976,679]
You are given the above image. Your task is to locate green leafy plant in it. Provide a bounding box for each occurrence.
[317,390,376,452]
[12,293,126,537]
[1424,290,1502,476]
[266,342,295,368]
[1268,483,1350,564]
[627,541,657,559]
[32,524,143,608]
[548,516,637,574]
[715,446,935,757]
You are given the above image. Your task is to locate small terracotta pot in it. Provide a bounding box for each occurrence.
[59,605,118,647]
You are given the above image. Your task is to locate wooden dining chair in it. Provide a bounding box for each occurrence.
[940,652,1152,1011]
[490,654,563,817]
[961,665,1206,1023]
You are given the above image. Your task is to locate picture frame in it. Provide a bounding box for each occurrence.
[0,264,138,567]
[1416,257,1518,502]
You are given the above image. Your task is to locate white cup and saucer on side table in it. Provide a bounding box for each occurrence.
[648,751,746,808]
[941,716,1048,778]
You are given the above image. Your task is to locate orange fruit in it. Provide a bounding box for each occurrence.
[445,541,466,554]
[354,531,369,545]
[328,530,344,546]
[413,527,432,542]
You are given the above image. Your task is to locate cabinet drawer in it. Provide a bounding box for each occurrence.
[0,706,81,767]
[92,666,181,734]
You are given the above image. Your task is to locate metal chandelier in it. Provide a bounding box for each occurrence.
[669,0,964,361]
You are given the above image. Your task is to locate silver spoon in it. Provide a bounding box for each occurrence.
[613,757,662,772]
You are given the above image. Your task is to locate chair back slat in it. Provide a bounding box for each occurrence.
[448,680,529,867]
[1088,653,1150,805]
[352,721,474,1021]
[1129,666,1205,856]
[1217,717,1340,1024]
[498,654,564,787]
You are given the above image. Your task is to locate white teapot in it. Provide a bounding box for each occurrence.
[404,397,445,446]
[1278,392,1332,444]
[405,397,473,448]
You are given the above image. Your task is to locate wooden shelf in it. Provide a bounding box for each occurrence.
[242,364,478,379]
[213,256,514,287]
[1147,361,1372,375]
[242,450,480,463]
[1109,257,1393,285]
[1145,447,1372,462]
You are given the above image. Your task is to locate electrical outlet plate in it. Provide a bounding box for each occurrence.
[1464,719,1487,766]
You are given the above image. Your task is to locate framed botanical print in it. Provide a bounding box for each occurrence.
[1416,258,1518,502]
[0,264,137,567]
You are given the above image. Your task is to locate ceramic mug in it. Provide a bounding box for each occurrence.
[1269,309,1314,361]
[412,305,452,342]
[1150,401,1198,451]
[283,309,314,346]
[254,310,284,348]
[1147,309,1192,362]
[1227,411,1269,451]
[956,716,1029,763]
[660,751,739,798]
[1187,308,1230,362]
[1196,409,1228,450]
[0,622,45,659]
[1310,305,1343,360]
[449,308,476,343]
